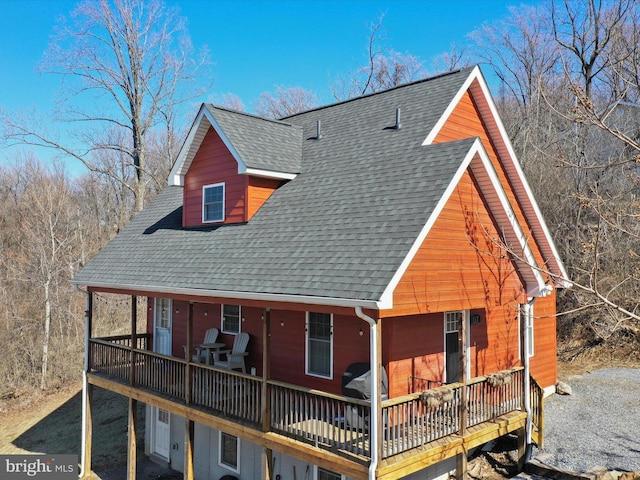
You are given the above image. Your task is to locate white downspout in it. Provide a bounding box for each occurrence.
[79,292,90,479]
[355,307,379,480]
[523,298,535,452]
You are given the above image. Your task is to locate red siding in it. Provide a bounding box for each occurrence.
[269,311,370,395]
[183,127,248,227]
[529,290,557,388]
[385,305,521,398]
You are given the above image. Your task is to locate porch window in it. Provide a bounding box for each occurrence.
[218,432,240,473]
[306,312,333,378]
[316,467,343,480]
[203,183,225,223]
[155,298,172,329]
[222,304,241,334]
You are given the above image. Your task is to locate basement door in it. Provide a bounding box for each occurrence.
[152,298,172,460]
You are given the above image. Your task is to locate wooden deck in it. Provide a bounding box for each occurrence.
[87,336,543,480]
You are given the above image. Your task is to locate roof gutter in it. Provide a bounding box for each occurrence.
[70,280,385,310]
[355,307,379,480]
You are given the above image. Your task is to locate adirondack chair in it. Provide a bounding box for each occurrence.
[183,328,219,363]
[213,332,250,373]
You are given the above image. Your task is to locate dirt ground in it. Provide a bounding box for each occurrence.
[0,383,144,474]
[1,351,637,479]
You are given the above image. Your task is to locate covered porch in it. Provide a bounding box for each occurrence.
[84,333,544,479]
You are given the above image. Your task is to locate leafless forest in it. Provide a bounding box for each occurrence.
[1,0,639,398]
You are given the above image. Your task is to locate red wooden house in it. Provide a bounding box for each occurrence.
[72,66,568,480]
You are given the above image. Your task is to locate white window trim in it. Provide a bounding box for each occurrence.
[221,304,242,334]
[443,310,470,381]
[305,312,333,379]
[218,431,240,474]
[314,465,345,480]
[202,182,225,223]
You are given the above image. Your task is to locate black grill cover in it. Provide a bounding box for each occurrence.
[341,362,388,400]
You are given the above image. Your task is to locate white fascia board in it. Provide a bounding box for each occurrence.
[422,65,481,146]
[169,106,208,186]
[423,66,569,287]
[243,168,297,180]
[168,106,248,187]
[469,72,569,285]
[468,140,547,296]
[379,138,547,309]
[71,280,383,310]
[378,142,481,309]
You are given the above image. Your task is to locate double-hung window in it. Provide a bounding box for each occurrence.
[203,183,225,223]
[306,312,332,378]
[218,432,240,473]
[316,467,343,480]
[222,304,241,334]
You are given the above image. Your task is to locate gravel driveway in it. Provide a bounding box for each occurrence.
[533,368,640,473]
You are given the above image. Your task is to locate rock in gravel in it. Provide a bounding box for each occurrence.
[556,380,572,395]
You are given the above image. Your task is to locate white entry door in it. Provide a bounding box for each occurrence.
[152,298,172,459]
[154,297,172,356]
[153,407,171,459]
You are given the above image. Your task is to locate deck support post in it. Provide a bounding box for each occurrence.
[455,450,467,480]
[262,308,271,433]
[127,398,137,480]
[261,309,273,480]
[517,426,526,471]
[184,418,195,480]
[261,448,273,480]
[130,295,137,386]
[186,302,193,404]
[80,291,93,478]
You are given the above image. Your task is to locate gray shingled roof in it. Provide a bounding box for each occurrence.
[72,68,478,304]
[208,106,302,174]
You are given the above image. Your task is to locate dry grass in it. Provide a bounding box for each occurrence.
[0,382,144,473]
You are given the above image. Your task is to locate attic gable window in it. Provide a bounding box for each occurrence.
[203,183,225,223]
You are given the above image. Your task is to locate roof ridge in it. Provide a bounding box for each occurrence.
[280,66,476,120]
[204,103,298,128]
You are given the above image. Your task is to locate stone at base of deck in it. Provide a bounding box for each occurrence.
[376,410,527,480]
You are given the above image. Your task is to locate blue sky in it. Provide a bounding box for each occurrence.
[0,0,519,169]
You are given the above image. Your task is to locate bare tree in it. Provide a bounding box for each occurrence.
[431,43,472,74]
[254,86,318,119]
[220,93,246,112]
[474,0,640,356]
[552,0,633,100]
[1,0,210,212]
[0,159,84,390]
[331,15,426,100]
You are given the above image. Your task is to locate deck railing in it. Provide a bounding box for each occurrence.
[89,337,529,462]
[530,376,545,448]
[269,380,371,459]
[382,384,461,458]
[191,364,262,426]
[466,368,524,428]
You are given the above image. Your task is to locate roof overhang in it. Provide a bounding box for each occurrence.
[379,138,550,309]
[72,280,384,311]
[169,105,298,187]
[423,66,570,289]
